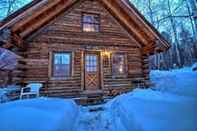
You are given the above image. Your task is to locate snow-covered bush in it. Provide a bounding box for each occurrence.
[0,98,79,131]
[192,63,197,71]
[0,84,20,103]
[0,88,9,103]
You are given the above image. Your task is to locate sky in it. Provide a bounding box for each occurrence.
[0,0,32,21]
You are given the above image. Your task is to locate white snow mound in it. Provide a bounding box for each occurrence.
[0,98,79,131]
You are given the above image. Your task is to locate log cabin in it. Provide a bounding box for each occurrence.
[0,0,170,99]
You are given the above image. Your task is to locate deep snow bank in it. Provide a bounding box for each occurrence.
[108,67,197,131]
[0,98,79,131]
[151,67,197,97]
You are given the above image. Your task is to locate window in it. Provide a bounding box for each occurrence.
[85,55,98,72]
[82,13,100,32]
[52,53,71,77]
[112,53,126,76]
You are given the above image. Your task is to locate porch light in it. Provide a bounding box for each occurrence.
[102,51,111,58]
[102,51,111,66]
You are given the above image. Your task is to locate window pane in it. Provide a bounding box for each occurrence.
[83,23,99,32]
[53,53,71,77]
[54,54,70,64]
[86,55,97,72]
[112,54,126,75]
[83,14,99,24]
[82,13,100,32]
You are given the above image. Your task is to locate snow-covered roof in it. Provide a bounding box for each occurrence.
[0,48,19,70]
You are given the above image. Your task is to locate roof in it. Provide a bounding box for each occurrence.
[0,48,19,70]
[0,0,170,54]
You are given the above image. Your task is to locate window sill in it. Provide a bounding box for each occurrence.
[112,75,128,79]
[50,77,71,81]
[82,31,100,34]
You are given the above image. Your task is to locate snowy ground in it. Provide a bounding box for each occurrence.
[0,67,197,131]
[0,85,20,103]
[75,105,115,131]
[0,98,79,131]
[75,67,197,131]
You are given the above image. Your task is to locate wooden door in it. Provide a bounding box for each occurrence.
[84,52,100,90]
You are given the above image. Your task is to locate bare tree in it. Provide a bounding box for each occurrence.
[167,0,182,67]
[188,0,197,31]
[186,0,197,39]
[6,0,17,16]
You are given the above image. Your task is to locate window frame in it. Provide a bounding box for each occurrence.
[81,12,100,32]
[111,52,128,77]
[51,52,72,79]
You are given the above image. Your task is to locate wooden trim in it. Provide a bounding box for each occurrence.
[48,52,52,78]
[100,51,104,90]
[111,52,128,78]
[50,51,72,80]
[81,12,101,32]
[13,0,62,32]
[100,0,148,45]
[0,0,169,53]
[84,51,101,90]
[125,53,129,77]
[81,51,84,91]
[72,51,75,77]
[122,0,170,49]
[98,1,141,48]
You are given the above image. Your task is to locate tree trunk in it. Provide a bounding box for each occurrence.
[188,0,197,33]
[167,0,182,67]
[186,0,197,39]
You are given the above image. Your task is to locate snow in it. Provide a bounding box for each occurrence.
[0,88,8,103]
[76,67,197,131]
[0,85,20,103]
[0,67,196,131]
[75,105,117,131]
[192,63,197,70]
[0,98,79,131]
[106,67,197,131]
[109,89,197,131]
[151,67,197,97]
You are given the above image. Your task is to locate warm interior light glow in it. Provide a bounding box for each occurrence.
[119,65,123,73]
[102,51,111,58]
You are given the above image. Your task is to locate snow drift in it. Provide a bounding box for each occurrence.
[0,98,79,131]
[108,67,197,131]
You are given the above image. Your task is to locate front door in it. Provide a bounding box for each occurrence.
[84,52,100,90]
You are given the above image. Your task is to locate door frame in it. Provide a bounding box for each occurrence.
[83,51,101,91]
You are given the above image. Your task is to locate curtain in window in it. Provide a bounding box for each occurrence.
[112,54,126,76]
[53,53,71,77]
[82,14,100,32]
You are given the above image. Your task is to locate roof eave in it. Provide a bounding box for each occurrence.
[122,0,171,52]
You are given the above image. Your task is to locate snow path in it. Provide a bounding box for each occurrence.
[76,105,116,131]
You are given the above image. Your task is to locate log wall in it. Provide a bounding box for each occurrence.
[18,0,147,98]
